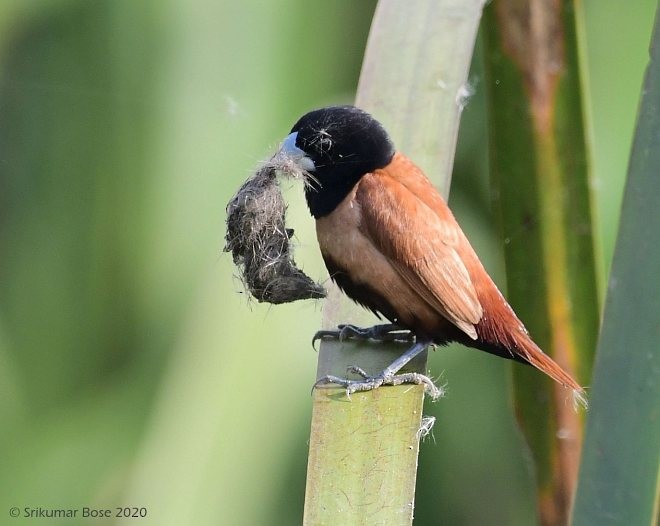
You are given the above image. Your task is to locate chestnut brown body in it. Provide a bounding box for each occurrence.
[283,105,585,401]
[317,153,582,393]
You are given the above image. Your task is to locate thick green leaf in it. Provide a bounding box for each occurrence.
[483,1,600,523]
[305,1,486,524]
[572,8,660,525]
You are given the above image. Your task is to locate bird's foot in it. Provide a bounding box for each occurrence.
[312,323,413,348]
[314,365,442,401]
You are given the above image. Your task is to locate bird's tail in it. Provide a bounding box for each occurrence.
[514,335,588,410]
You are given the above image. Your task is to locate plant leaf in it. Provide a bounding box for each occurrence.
[572,8,660,525]
[483,1,600,523]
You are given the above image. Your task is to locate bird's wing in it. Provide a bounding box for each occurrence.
[356,169,483,339]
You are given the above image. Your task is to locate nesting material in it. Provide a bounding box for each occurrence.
[225,159,326,304]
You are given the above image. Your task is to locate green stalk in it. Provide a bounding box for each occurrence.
[303,1,486,524]
[572,8,660,525]
[483,1,599,524]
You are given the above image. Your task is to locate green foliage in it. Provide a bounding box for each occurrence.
[483,1,599,522]
[572,9,660,524]
[0,1,655,525]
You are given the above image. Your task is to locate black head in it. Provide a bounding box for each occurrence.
[282,106,395,218]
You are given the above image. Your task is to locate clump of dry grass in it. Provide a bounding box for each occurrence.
[225,161,325,304]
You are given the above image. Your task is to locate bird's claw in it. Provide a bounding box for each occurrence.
[312,323,414,348]
[313,369,442,401]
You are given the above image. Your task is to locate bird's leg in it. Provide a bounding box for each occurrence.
[312,323,413,347]
[314,340,442,400]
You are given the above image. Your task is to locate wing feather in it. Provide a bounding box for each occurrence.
[356,170,483,339]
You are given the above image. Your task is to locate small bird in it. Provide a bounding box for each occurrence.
[278,105,586,407]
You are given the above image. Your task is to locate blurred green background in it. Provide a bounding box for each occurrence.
[0,1,654,525]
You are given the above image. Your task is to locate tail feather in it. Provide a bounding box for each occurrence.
[515,335,588,410]
[468,276,588,410]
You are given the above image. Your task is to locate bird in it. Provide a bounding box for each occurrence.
[277,105,586,407]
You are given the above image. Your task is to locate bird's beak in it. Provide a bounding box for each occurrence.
[279,132,316,172]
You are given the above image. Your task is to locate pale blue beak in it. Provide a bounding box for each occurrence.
[280,132,316,172]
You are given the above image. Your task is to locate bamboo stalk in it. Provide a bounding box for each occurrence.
[303,1,486,524]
